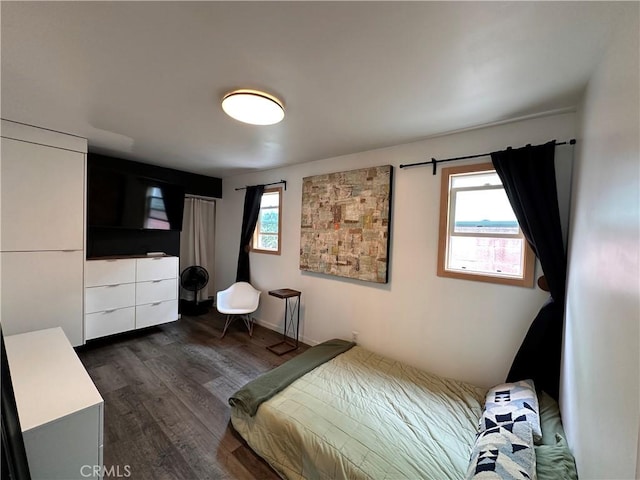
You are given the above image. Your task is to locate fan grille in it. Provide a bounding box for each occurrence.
[180,266,209,292]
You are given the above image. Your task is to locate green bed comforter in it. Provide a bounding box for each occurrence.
[231,345,486,480]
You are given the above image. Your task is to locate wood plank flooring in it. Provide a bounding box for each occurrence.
[77,310,308,480]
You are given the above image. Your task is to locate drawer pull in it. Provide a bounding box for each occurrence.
[107,284,121,287]
[106,259,118,262]
[151,302,162,306]
[104,309,116,314]
[152,279,163,283]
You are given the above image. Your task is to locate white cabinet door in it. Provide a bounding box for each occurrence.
[85,307,135,340]
[1,251,84,346]
[85,259,136,287]
[136,300,178,329]
[136,256,179,281]
[136,278,178,305]
[23,405,102,480]
[1,138,85,251]
[85,284,136,313]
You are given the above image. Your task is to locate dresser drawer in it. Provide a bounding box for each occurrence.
[85,283,136,313]
[135,278,178,305]
[85,307,135,340]
[136,257,178,282]
[86,259,136,287]
[136,300,178,329]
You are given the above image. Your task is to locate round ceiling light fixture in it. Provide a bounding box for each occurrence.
[221,89,285,125]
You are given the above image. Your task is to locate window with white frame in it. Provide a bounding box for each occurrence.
[252,187,282,254]
[437,162,534,287]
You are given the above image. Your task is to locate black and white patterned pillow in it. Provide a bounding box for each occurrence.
[466,421,536,480]
[480,379,542,443]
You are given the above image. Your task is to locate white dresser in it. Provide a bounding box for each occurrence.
[85,256,179,340]
[4,328,104,479]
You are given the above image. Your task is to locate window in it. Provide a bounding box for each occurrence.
[437,162,534,287]
[252,187,282,255]
[144,186,170,230]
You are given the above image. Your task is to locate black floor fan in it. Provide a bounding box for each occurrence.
[180,266,210,316]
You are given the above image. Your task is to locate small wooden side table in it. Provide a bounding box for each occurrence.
[266,289,301,355]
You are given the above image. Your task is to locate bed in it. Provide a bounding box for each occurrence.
[230,340,576,480]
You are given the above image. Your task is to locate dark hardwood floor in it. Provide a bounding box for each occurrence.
[77,310,308,480]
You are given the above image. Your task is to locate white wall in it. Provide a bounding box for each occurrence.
[561,7,640,479]
[216,112,576,389]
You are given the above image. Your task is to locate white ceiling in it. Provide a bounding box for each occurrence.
[0,2,630,178]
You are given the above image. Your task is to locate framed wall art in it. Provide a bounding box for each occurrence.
[300,165,393,283]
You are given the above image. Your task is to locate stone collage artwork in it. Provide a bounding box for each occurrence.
[300,165,392,283]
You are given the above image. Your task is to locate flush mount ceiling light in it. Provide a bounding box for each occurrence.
[221,89,285,125]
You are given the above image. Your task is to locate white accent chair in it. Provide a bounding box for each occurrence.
[216,282,261,338]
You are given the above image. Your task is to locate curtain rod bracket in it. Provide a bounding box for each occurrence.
[431,158,437,175]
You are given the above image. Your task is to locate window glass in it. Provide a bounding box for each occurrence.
[144,186,170,230]
[450,171,502,188]
[448,236,525,276]
[252,187,282,254]
[452,189,519,235]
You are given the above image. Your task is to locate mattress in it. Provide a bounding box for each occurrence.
[231,345,486,480]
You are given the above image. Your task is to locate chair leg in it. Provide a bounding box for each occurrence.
[221,314,234,338]
[221,314,254,338]
[241,314,254,337]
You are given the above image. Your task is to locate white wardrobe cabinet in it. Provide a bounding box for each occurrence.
[1,120,87,346]
[1,250,84,346]
[1,137,85,252]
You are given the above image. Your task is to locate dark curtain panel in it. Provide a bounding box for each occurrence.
[491,141,566,400]
[236,185,265,283]
[160,184,186,231]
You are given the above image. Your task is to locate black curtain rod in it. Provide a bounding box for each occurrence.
[399,138,576,175]
[235,179,287,191]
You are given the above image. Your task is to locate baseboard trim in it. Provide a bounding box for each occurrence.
[252,316,319,347]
